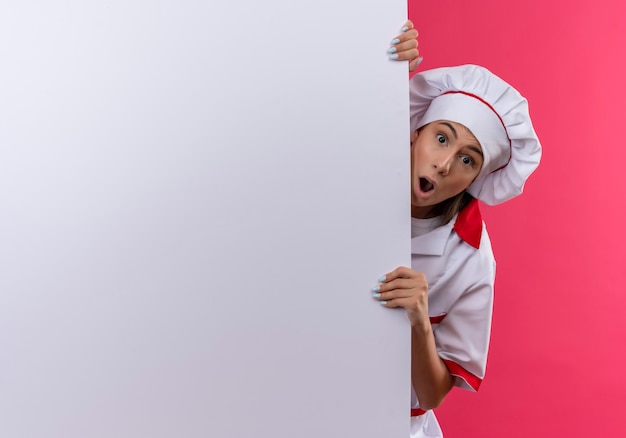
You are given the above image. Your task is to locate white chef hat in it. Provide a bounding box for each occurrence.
[410,64,541,205]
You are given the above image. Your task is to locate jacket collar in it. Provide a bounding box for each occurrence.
[411,199,483,255]
[453,198,482,249]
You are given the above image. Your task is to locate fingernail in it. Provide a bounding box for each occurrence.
[379,301,388,306]
[401,26,409,32]
[371,285,381,293]
[416,56,423,66]
[387,46,397,54]
[378,275,386,283]
[389,54,399,60]
[390,38,400,44]
[372,293,381,299]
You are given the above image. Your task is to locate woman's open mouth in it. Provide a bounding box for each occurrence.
[419,177,435,193]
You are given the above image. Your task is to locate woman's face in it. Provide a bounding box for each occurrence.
[410,120,484,218]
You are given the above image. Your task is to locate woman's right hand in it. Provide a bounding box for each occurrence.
[372,266,431,331]
[388,20,422,72]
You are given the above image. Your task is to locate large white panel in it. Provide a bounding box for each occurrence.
[0,1,410,437]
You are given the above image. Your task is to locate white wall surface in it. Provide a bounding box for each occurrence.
[0,1,411,437]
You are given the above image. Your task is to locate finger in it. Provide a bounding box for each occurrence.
[388,40,418,57]
[380,297,408,308]
[409,56,424,72]
[376,288,422,303]
[394,39,418,52]
[371,288,412,304]
[390,28,418,45]
[390,48,419,62]
[373,278,428,304]
[378,277,421,293]
[379,266,421,283]
[379,297,424,309]
[400,20,414,32]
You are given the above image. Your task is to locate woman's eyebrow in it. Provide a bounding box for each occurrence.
[467,145,484,158]
[440,122,483,157]
[440,122,458,139]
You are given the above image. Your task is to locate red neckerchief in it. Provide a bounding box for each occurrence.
[453,198,482,249]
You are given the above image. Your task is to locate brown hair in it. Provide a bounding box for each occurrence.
[431,190,475,225]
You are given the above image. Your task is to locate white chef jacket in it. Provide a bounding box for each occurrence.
[410,199,496,438]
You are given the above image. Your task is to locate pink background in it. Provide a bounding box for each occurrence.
[409,0,626,436]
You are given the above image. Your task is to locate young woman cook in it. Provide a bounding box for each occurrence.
[383,22,542,437]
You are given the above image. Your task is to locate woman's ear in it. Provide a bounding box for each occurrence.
[411,129,419,145]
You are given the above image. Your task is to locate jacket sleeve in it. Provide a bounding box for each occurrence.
[432,268,495,392]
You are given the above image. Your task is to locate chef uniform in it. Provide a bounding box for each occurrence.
[406,65,542,437]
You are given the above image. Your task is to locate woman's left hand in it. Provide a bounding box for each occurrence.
[388,20,422,72]
[373,266,430,329]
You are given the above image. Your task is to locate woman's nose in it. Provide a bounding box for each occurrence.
[434,153,453,175]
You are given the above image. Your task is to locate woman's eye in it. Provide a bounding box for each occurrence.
[436,134,446,144]
[461,156,474,166]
